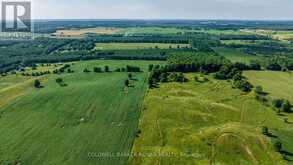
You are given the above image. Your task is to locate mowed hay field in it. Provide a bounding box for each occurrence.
[130,74,288,165]
[95,43,190,50]
[0,60,162,165]
[244,71,293,103]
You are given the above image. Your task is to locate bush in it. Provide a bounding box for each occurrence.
[262,126,269,135]
[274,141,282,152]
[56,78,63,84]
[273,99,284,109]
[281,100,291,113]
[34,79,41,88]
[104,66,110,72]
[159,73,168,83]
[255,85,264,94]
[93,67,102,73]
[124,79,129,87]
[83,68,90,73]
[255,94,268,103]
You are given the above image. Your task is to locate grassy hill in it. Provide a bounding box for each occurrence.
[0,60,161,165]
[130,74,287,165]
[244,71,293,162]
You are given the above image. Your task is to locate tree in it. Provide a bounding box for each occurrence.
[148,64,154,72]
[34,79,41,88]
[93,67,102,73]
[249,61,261,70]
[56,78,63,84]
[159,73,168,83]
[266,63,282,71]
[83,68,90,73]
[272,99,284,109]
[128,73,132,79]
[281,100,291,113]
[194,76,199,82]
[124,79,129,87]
[255,85,264,94]
[262,126,269,135]
[176,73,187,83]
[148,78,154,88]
[104,66,109,72]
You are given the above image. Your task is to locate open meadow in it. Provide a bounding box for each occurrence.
[244,71,293,103]
[244,71,293,162]
[130,73,290,165]
[214,47,262,64]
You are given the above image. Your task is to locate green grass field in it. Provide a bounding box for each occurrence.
[130,74,289,165]
[118,27,250,36]
[244,71,293,162]
[95,43,190,50]
[214,47,262,64]
[0,60,162,165]
[244,71,293,102]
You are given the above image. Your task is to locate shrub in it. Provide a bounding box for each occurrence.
[56,78,63,84]
[255,85,264,94]
[93,67,102,73]
[255,94,268,103]
[262,126,269,135]
[274,141,282,152]
[124,79,129,87]
[34,79,41,88]
[83,68,90,73]
[104,66,110,72]
[272,99,284,109]
[281,100,291,113]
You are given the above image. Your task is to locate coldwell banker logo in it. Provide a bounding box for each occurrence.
[1,0,31,32]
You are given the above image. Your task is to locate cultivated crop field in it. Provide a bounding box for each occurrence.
[118,27,250,36]
[95,43,190,50]
[130,73,289,165]
[0,60,162,165]
[52,27,120,37]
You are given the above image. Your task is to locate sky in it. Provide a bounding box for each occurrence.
[29,0,293,20]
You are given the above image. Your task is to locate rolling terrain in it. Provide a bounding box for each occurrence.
[130,73,289,165]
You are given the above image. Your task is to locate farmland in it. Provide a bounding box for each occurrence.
[244,71,293,104]
[214,47,262,64]
[241,29,293,40]
[52,27,120,38]
[0,60,162,165]
[1,20,293,165]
